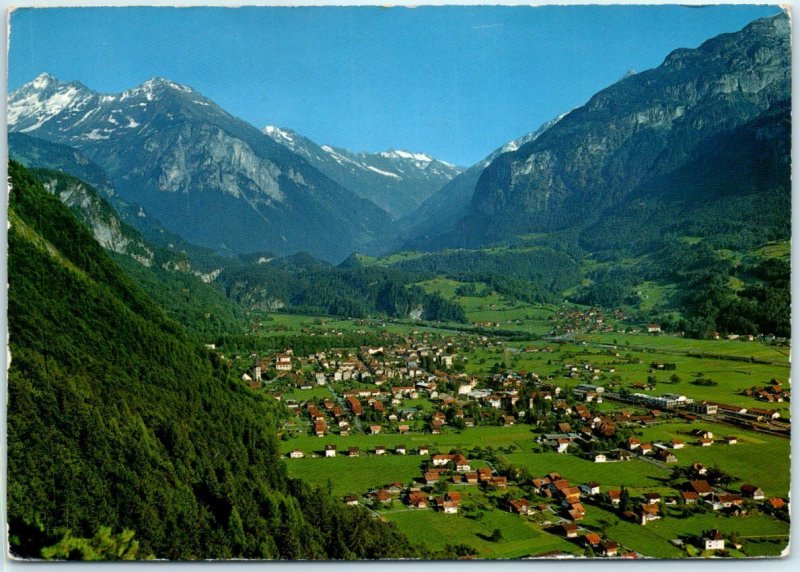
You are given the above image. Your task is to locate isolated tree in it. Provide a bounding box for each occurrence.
[618,486,631,515]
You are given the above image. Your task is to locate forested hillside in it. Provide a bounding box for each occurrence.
[6,161,419,560]
[217,259,468,323]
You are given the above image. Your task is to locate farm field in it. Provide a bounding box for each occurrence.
[580,505,789,558]
[285,456,426,497]
[577,332,789,364]
[251,311,464,338]
[633,281,681,313]
[501,451,669,493]
[384,508,581,558]
[280,385,332,402]
[633,423,791,497]
[414,277,557,334]
[280,424,537,456]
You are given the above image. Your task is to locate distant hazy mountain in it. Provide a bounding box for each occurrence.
[8,75,398,262]
[455,13,790,250]
[400,115,565,247]
[263,125,462,219]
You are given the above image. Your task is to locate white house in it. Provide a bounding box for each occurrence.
[704,530,725,551]
[275,354,293,371]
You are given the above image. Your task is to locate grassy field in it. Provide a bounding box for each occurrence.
[251,311,464,338]
[752,240,790,260]
[578,332,789,365]
[285,455,425,497]
[280,385,332,401]
[579,505,789,558]
[502,451,668,493]
[634,281,681,313]
[384,508,581,558]
[414,277,557,335]
[632,422,790,497]
[280,424,537,456]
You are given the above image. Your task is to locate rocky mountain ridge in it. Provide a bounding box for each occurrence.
[9,75,399,262]
[263,125,462,218]
[454,13,790,248]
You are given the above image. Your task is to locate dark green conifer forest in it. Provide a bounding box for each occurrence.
[6,161,419,560]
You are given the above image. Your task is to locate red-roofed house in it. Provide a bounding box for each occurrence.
[508,499,533,515]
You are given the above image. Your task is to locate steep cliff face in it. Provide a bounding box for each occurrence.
[36,171,155,266]
[401,114,564,246]
[264,126,463,219]
[8,76,399,262]
[460,13,790,247]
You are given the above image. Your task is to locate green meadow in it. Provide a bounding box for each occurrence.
[384,508,581,558]
[280,424,538,456]
[579,505,789,559]
[633,422,790,497]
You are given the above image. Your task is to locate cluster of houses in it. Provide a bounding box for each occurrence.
[624,429,738,461]
[742,379,790,404]
[551,308,618,335]
[540,425,745,466]
[679,477,784,513]
[250,331,789,449]
[424,454,507,492]
[336,451,512,514]
[519,472,623,557]
[289,443,430,459]
[560,523,621,557]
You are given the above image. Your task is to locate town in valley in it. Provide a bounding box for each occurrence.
[226,302,790,558]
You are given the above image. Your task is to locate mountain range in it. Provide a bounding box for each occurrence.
[8,12,791,267]
[263,126,463,219]
[8,75,408,262]
[451,13,790,251]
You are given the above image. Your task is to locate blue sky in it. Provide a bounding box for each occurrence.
[8,4,782,166]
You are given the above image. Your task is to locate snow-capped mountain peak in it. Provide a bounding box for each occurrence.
[263,125,299,149]
[120,77,195,102]
[9,74,399,262]
[142,76,193,91]
[8,73,95,133]
[261,126,463,218]
[31,72,57,90]
[378,149,433,163]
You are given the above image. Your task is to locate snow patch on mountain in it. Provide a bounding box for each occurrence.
[8,74,93,132]
[366,165,402,179]
[379,150,433,163]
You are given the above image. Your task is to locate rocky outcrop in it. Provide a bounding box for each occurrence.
[39,173,154,266]
[460,13,790,246]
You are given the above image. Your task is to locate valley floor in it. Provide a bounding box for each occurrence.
[240,305,790,559]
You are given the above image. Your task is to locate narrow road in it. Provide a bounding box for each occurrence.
[633,453,671,471]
